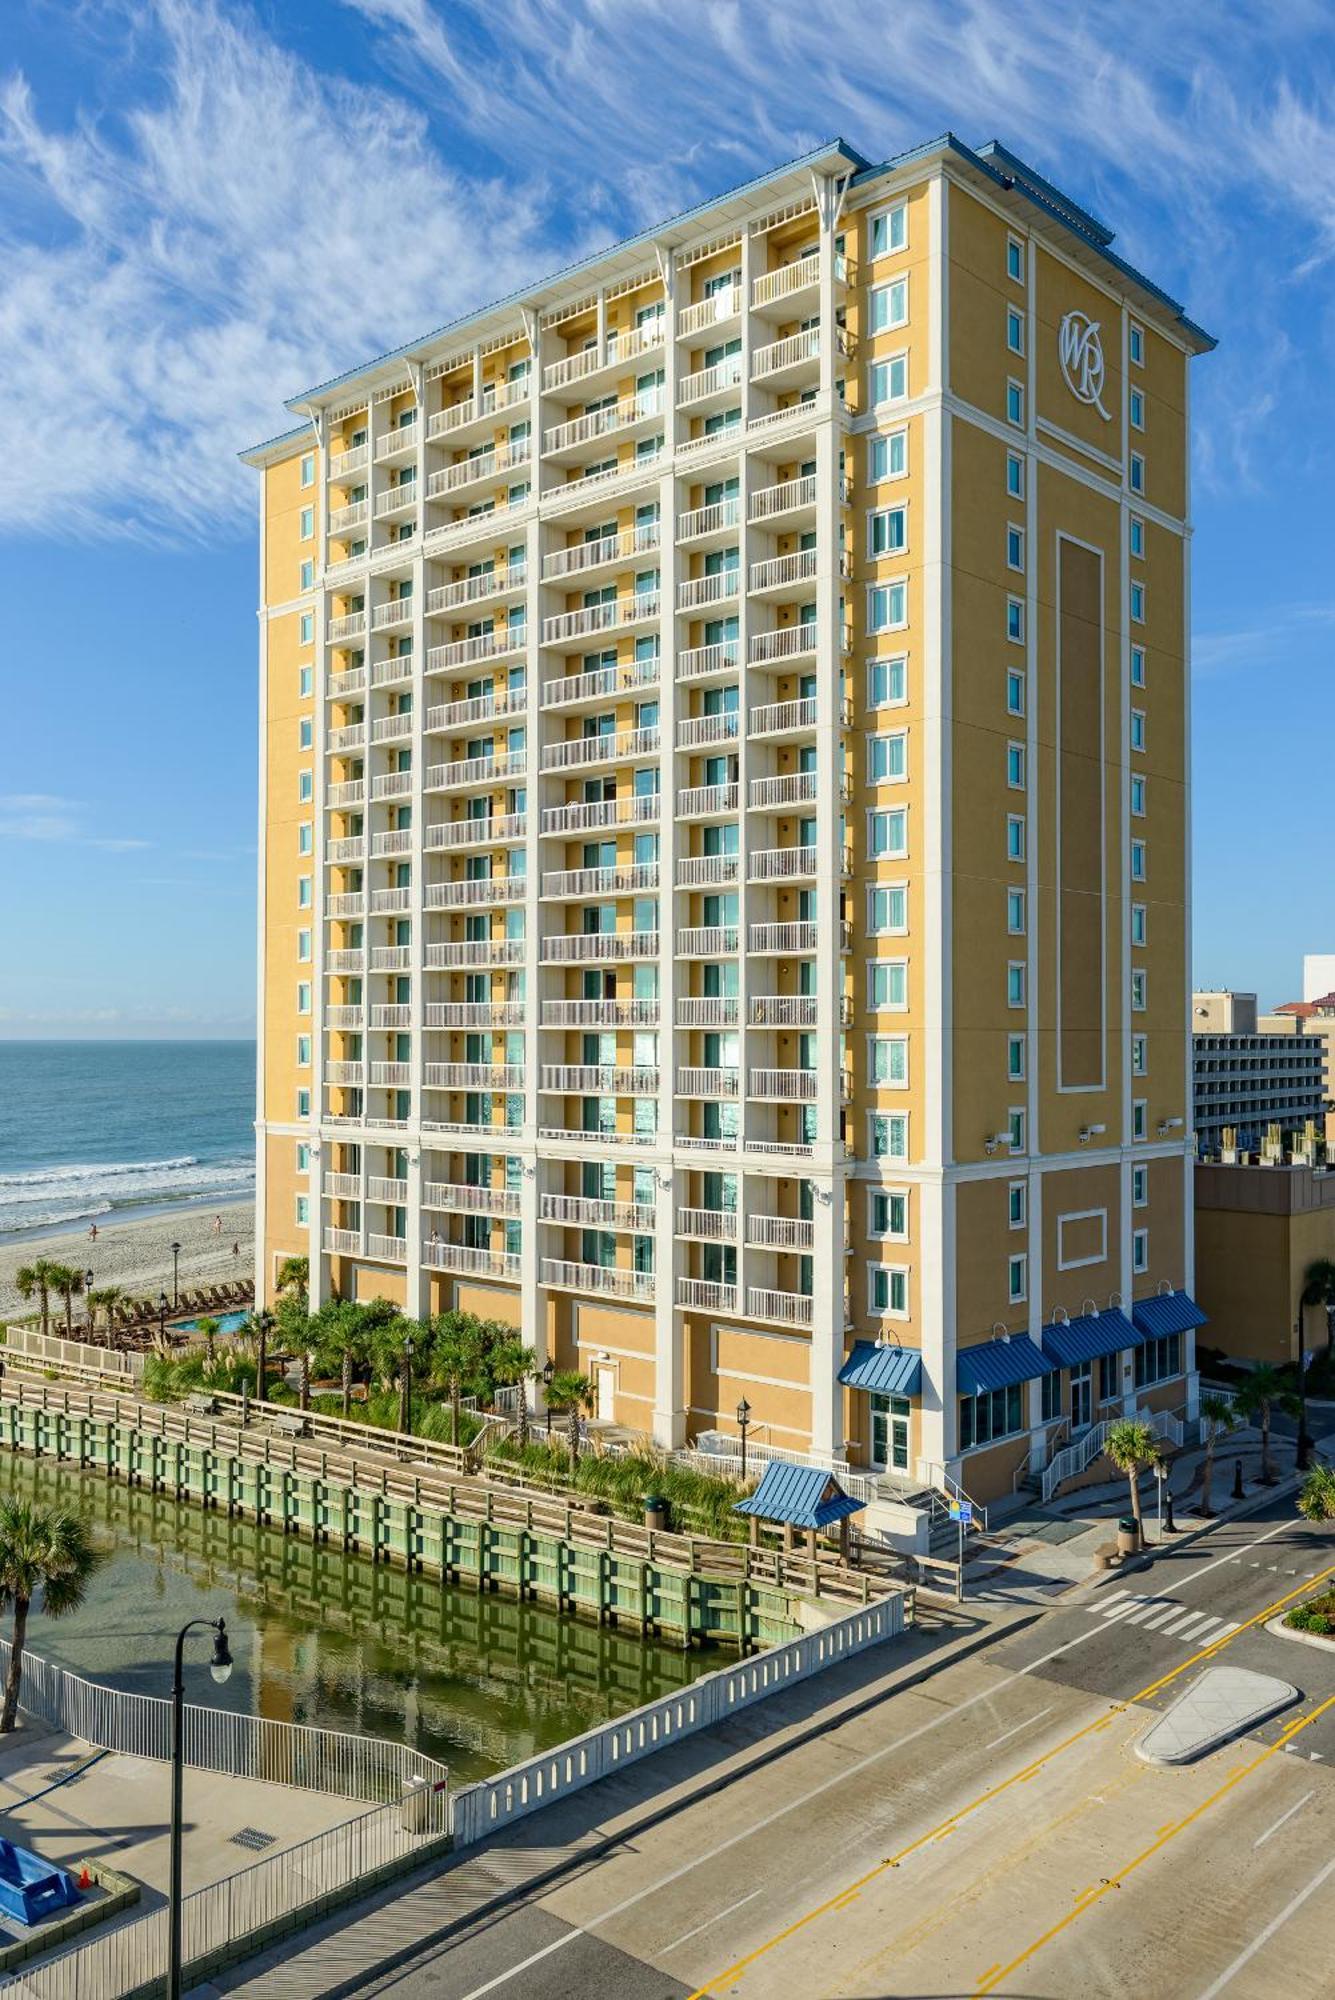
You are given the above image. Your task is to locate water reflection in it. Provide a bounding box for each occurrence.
[0,1452,726,1783]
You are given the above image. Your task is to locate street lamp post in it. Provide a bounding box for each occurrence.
[400,1333,414,1438]
[168,1617,233,1999]
[1295,1312,1313,1471]
[542,1358,555,1441]
[158,1292,169,1349]
[253,1308,273,1406]
[171,1241,182,1310]
[84,1268,94,1337]
[736,1397,752,1482]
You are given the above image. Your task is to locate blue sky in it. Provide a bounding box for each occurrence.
[2,0,1333,1034]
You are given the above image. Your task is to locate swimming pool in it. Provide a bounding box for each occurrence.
[172,1309,252,1335]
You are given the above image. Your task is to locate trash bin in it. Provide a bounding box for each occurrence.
[1117,1515,1142,1558]
[643,1494,668,1531]
[400,1774,431,1834]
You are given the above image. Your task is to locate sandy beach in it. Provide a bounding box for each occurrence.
[0,1201,255,1322]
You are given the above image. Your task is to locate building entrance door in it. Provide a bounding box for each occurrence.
[596,1362,616,1423]
[870,1394,910,1472]
[1070,1361,1093,1432]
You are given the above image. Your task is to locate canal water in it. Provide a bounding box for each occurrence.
[0,1450,727,1783]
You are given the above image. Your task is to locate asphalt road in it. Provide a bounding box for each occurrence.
[217,1498,1335,2000]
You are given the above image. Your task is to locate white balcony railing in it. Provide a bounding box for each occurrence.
[746,1214,815,1250]
[540,1065,659,1095]
[676,1277,737,1311]
[677,497,741,541]
[425,751,526,792]
[424,1241,522,1280]
[423,1182,521,1217]
[749,625,818,666]
[751,328,821,379]
[539,931,659,963]
[675,854,740,887]
[540,725,659,771]
[676,1208,737,1240]
[543,391,663,456]
[677,639,741,681]
[750,550,818,593]
[542,523,660,580]
[539,1193,656,1232]
[425,687,527,733]
[677,289,743,338]
[541,862,658,899]
[676,925,739,956]
[426,627,526,673]
[426,564,527,614]
[542,656,659,710]
[424,811,526,849]
[677,357,744,407]
[676,712,739,749]
[329,443,369,481]
[747,1286,814,1326]
[749,474,819,521]
[540,793,660,836]
[541,593,660,647]
[676,782,739,817]
[749,1067,817,1101]
[427,375,530,437]
[677,570,739,611]
[675,1066,740,1097]
[542,1259,656,1302]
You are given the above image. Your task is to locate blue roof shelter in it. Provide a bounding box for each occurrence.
[1132,1292,1208,1340]
[838,1342,923,1397]
[956,1333,1055,1396]
[1041,1309,1141,1370]
[734,1459,865,1553]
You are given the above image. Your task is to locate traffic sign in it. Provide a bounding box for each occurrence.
[949,1500,973,1526]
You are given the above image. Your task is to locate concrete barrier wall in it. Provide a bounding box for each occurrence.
[450,1596,907,1847]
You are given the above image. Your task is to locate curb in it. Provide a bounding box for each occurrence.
[1068,1474,1301,1597]
[1264,1613,1335,1654]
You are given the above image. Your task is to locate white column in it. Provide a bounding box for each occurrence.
[521,501,544,1354]
[308,467,332,1310]
[653,404,685,1442]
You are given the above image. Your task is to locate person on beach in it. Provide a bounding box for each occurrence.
[232,1242,239,1258]
[88,1222,98,1242]
[213,1214,223,1236]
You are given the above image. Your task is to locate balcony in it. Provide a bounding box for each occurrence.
[324,1227,362,1255]
[424,1241,522,1281]
[369,944,413,970]
[325,1061,363,1085]
[543,1259,656,1302]
[749,625,817,668]
[427,375,529,439]
[329,499,368,535]
[543,523,660,582]
[751,251,848,315]
[541,862,658,899]
[326,948,365,973]
[426,564,527,615]
[676,1277,737,1311]
[749,771,817,810]
[749,1067,817,1101]
[540,931,659,964]
[549,447,665,510]
[324,1171,361,1199]
[677,356,745,411]
[372,657,414,688]
[427,437,531,499]
[422,495,529,559]
[749,549,818,598]
[424,750,526,793]
[369,770,412,802]
[677,497,741,545]
[677,639,741,683]
[676,925,738,956]
[749,695,817,739]
[368,1061,412,1087]
[675,1067,739,1098]
[537,1125,656,1149]
[425,687,527,733]
[369,832,412,862]
[540,726,659,772]
[677,288,743,339]
[675,854,740,888]
[369,1003,412,1028]
[540,1065,659,1094]
[540,998,659,1027]
[328,664,367,699]
[675,996,739,1026]
[375,482,418,520]
[426,1063,526,1091]
[749,920,850,954]
[368,888,410,915]
[752,328,823,386]
[423,1182,521,1217]
[425,812,526,850]
[677,569,739,612]
[748,846,816,883]
[327,723,365,754]
[540,594,660,648]
[747,1215,815,1251]
[375,418,419,462]
[326,1005,363,1028]
[541,793,660,836]
[328,611,367,644]
[371,600,414,634]
[676,1208,736,1241]
[426,627,525,673]
[370,713,412,746]
[677,712,739,751]
[326,892,363,918]
[541,321,665,399]
[676,782,739,819]
[747,1286,814,1327]
[367,1175,408,1204]
[424,938,525,969]
[541,1192,656,1232]
[424,877,524,911]
[542,656,659,713]
[542,391,664,462]
[425,1001,526,1028]
[750,473,819,524]
[328,443,369,482]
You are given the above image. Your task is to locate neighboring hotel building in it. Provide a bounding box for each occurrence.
[244,134,1214,1510]
[1192,990,1327,1159]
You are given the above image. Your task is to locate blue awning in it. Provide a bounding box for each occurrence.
[1041,1309,1141,1369]
[1132,1291,1208,1340]
[956,1333,1056,1395]
[838,1342,923,1396]
[733,1461,865,1529]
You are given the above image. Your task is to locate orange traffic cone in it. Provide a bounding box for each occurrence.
[78,1865,91,1890]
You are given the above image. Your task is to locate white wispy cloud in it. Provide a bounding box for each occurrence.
[0,794,150,848]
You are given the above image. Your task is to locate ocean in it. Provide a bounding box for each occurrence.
[0,1041,256,1239]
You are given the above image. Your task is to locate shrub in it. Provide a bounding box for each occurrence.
[1285,1589,1335,1637]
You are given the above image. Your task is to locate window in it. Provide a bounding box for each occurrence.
[1132,1033,1148,1076]
[869,960,908,1009]
[1130,709,1146,753]
[869,1036,908,1086]
[869,1189,909,1238]
[1007,888,1026,935]
[1131,839,1146,882]
[1007,961,1027,1008]
[1006,814,1027,862]
[1129,387,1145,431]
[297,875,312,908]
[296,1034,311,1066]
[869,202,907,257]
[1007,1033,1026,1080]
[1131,774,1146,817]
[870,355,908,405]
[1006,379,1025,427]
[298,717,313,751]
[1006,668,1026,716]
[1132,1164,1148,1207]
[1129,323,1145,367]
[870,506,908,556]
[1009,1181,1027,1229]
[870,430,907,482]
[1008,1107,1026,1152]
[295,1194,310,1226]
[296,1087,311,1118]
[1131,903,1147,947]
[1006,236,1025,284]
[1129,451,1145,494]
[1135,1331,1182,1389]
[1131,644,1146,688]
[1006,452,1025,500]
[871,1112,909,1159]
[868,733,907,784]
[868,582,907,631]
[299,559,315,590]
[296,981,311,1014]
[1006,305,1025,354]
[1132,968,1147,1012]
[296,1142,310,1172]
[869,885,908,933]
[299,611,314,645]
[868,808,908,857]
[298,664,313,698]
[870,1265,909,1316]
[870,278,909,332]
[1006,525,1025,571]
[868,656,907,708]
[297,822,312,855]
[300,506,314,540]
[1130,516,1145,559]
[1130,581,1146,624]
[300,453,315,487]
[959,1382,1024,1451]
[297,928,311,962]
[298,770,313,803]
[1133,1098,1147,1141]
[1041,1370,1062,1424]
[1008,1252,1027,1303]
[1006,597,1025,643]
[1007,741,1026,789]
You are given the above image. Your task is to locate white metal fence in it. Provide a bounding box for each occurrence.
[3,1797,445,2000]
[1041,1405,1185,1503]
[450,1594,907,1847]
[0,1641,447,1806]
[3,1327,144,1381]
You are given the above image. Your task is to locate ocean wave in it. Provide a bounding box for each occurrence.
[0,1156,200,1191]
[0,1156,255,1237]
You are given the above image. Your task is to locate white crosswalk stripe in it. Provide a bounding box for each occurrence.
[1087,1598,1242,1650]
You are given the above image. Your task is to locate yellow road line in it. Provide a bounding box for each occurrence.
[972,1691,1335,1994]
[683,1560,1335,2000]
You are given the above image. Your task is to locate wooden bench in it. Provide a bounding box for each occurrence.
[183,1394,219,1417]
[270,1411,310,1439]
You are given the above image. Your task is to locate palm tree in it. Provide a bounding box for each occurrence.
[546,1370,593,1464]
[1196,1391,1239,1517]
[298,1349,311,1412]
[429,1312,485,1445]
[0,1501,100,1732]
[1297,1464,1335,1523]
[1105,1418,1160,1543]
[1236,1365,1300,1485]
[489,1337,537,1449]
[1300,1257,1335,1350]
[14,1260,59,1338]
[48,1266,84,1340]
[196,1316,220,1375]
[87,1286,122,1345]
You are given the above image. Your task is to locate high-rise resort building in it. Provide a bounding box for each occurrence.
[244,135,1214,1513]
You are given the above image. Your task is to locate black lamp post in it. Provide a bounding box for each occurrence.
[400,1332,414,1438]
[171,1240,182,1310]
[168,1617,233,1999]
[1295,1312,1313,1471]
[254,1308,273,1405]
[542,1358,555,1440]
[158,1292,169,1347]
[736,1396,752,1482]
[84,1269,94,1336]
